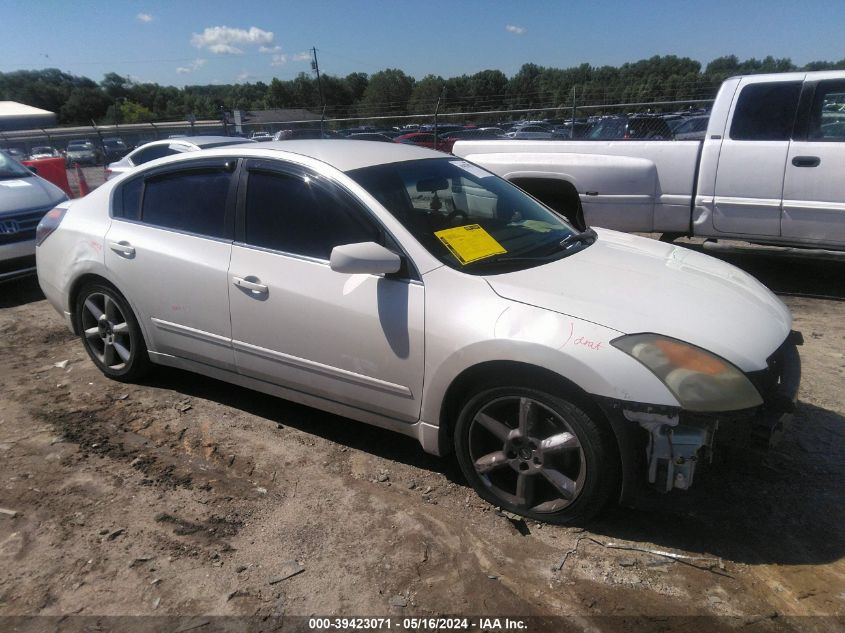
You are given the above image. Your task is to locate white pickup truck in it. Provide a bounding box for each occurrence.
[453,71,845,250]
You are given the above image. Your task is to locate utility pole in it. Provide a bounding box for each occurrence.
[311,47,325,134]
[434,86,446,150]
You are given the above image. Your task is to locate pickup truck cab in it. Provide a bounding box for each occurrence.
[453,71,845,250]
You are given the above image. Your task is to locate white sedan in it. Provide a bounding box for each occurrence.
[35,141,801,523]
[105,135,255,180]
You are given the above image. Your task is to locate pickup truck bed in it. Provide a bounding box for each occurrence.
[453,139,701,233]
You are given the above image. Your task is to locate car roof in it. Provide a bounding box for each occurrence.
[212,139,442,172]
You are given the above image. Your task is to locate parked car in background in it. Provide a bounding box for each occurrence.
[28,146,61,160]
[586,115,674,140]
[438,128,507,152]
[347,132,395,142]
[1,147,27,161]
[394,132,449,152]
[250,132,273,142]
[551,121,591,138]
[672,115,710,140]
[273,129,343,140]
[506,125,556,139]
[105,136,255,180]
[0,149,67,281]
[36,140,800,524]
[101,137,129,163]
[65,140,99,166]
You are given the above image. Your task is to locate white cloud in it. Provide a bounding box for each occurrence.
[270,54,288,67]
[292,52,311,62]
[506,24,527,35]
[191,26,274,55]
[236,71,252,82]
[208,44,244,55]
[259,45,283,53]
[137,13,154,23]
[176,58,207,74]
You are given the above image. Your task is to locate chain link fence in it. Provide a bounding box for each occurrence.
[0,97,715,166]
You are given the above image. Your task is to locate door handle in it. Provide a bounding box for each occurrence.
[108,240,135,257]
[232,276,268,294]
[791,156,820,167]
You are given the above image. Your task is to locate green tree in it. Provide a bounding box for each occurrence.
[359,69,414,118]
[60,87,111,123]
[409,75,444,114]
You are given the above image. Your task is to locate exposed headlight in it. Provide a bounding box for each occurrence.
[611,333,763,412]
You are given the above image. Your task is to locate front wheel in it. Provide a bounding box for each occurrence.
[76,281,151,382]
[454,387,618,524]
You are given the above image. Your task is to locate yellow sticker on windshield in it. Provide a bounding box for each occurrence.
[434,224,506,265]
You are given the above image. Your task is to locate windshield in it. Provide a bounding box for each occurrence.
[68,143,91,151]
[0,151,34,179]
[348,158,585,274]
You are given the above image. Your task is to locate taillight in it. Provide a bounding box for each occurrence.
[35,206,67,246]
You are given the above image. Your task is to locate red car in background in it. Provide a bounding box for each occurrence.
[393,132,450,152]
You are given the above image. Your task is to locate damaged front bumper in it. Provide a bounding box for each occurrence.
[598,331,802,498]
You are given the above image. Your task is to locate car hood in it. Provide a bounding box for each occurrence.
[0,175,67,214]
[484,229,791,371]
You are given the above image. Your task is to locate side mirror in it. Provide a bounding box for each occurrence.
[330,242,401,276]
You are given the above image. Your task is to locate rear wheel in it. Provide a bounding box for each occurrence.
[454,386,618,524]
[76,281,150,382]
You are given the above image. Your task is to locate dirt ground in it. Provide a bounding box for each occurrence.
[0,243,843,631]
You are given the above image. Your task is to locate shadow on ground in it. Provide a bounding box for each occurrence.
[144,365,462,480]
[0,275,43,309]
[678,241,845,301]
[148,365,845,567]
[591,401,845,566]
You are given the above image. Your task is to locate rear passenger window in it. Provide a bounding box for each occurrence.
[808,80,845,140]
[730,82,801,141]
[133,145,177,165]
[141,168,231,238]
[245,169,379,259]
[115,177,142,220]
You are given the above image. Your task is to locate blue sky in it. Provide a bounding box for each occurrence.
[2,0,844,86]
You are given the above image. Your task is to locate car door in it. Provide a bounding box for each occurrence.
[712,77,803,236]
[782,77,845,245]
[105,157,239,370]
[227,159,425,422]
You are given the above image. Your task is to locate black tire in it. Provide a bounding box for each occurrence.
[75,281,151,382]
[454,386,619,525]
[659,232,685,244]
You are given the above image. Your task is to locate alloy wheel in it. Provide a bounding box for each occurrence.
[468,395,587,513]
[80,292,132,370]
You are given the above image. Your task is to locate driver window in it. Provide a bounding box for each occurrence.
[244,169,380,260]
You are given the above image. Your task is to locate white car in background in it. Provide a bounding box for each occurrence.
[36,141,801,523]
[105,136,255,180]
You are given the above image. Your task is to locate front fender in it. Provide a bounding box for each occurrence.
[420,302,679,429]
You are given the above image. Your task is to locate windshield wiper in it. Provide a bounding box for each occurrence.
[469,252,570,269]
[559,227,597,249]
[464,228,597,270]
